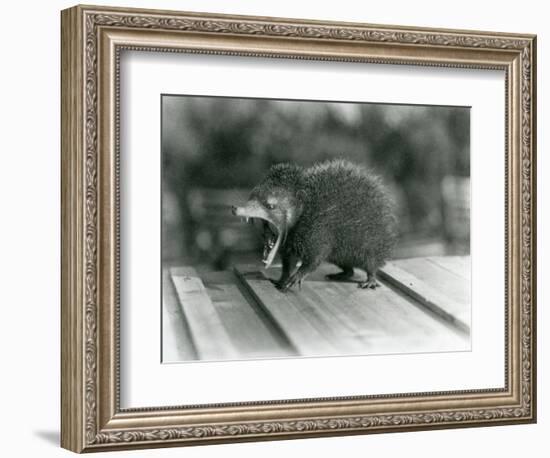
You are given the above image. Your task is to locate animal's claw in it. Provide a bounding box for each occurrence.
[278,283,291,293]
[269,279,281,288]
[358,278,380,289]
[270,278,290,292]
[277,276,300,293]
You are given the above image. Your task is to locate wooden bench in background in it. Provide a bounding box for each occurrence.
[162,256,471,362]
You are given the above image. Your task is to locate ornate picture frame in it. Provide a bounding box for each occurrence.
[61,4,536,453]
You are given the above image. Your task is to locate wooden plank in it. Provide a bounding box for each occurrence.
[171,268,239,361]
[261,265,391,349]
[201,271,296,358]
[320,282,407,337]
[234,266,338,356]
[238,264,468,356]
[305,279,468,354]
[263,260,471,336]
[300,283,374,350]
[379,261,470,332]
[162,269,198,362]
[267,281,364,354]
[167,258,471,361]
[326,282,468,354]
[426,256,470,280]
[395,257,470,305]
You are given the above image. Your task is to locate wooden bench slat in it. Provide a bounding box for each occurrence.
[426,256,470,280]
[236,265,469,356]
[378,260,470,332]
[234,266,338,356]
[171,268,239,361]
[327,282,468,353]
[252,265,397,351]
[201,271,296,358]
[164,256,471,362]
[162,269,198,362]
[272,282,366,354]
[298,282,433,353]
[394,257,470,305]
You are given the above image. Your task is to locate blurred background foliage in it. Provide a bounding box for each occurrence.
[162,96,470,271]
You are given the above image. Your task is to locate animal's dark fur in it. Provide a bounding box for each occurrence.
[252,160,397,291]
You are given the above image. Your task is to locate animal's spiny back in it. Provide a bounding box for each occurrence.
[302,160,392,218]
[287,160,396,262]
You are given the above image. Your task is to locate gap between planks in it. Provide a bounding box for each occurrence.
[170,267,240,361]
[378,258,470,333]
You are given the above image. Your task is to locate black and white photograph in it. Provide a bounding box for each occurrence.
[161,95,471,362]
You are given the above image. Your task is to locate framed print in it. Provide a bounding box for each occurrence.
[61,4,537,453]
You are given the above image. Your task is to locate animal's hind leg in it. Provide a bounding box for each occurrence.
[358,255,381,289]
[359,271,379,289]
[326,265,354,282]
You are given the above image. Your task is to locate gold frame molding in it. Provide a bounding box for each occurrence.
[61,4,537,453]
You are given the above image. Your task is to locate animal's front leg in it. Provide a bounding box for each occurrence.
[278,258,321,292]
[358,254,381,289]
[272,253,299,289]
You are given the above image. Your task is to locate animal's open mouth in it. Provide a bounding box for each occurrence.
[261,222,278,265]
[233,203,287,269]
[237,216,283,269]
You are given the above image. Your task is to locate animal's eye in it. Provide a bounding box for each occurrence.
[266,202,276,210]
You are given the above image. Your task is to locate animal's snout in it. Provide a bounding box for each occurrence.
[231,205,238,215]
